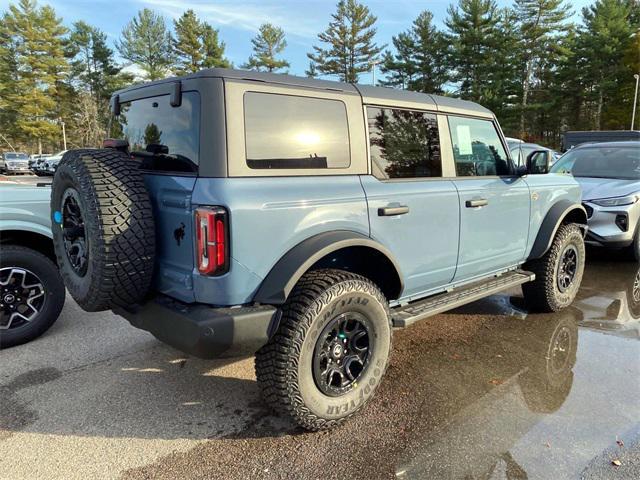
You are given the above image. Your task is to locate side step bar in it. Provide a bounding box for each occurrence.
[391,270,535,328]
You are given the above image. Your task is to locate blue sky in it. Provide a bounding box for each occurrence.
[0,0,594,80]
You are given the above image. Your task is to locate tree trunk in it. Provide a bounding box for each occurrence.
[520,59,533,138]
[596,89,603,130]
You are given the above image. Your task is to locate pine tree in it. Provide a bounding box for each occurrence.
[201,24,231,69]
[576,0,637,129]
[381,11,449,93]
[305,61,318,78]
[68,21,132,146]
[243,23,289,72]
[116,8,173,80]
[308,0,384,83]
[445,0,502,102]
[514,0,571,136]
[3,0,68,152]
[173,10,230,75]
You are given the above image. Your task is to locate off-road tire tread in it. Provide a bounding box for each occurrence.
[255,269,391,431]
[523,223,584,313]
[51,149,155,311]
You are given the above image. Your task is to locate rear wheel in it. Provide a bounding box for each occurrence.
[255,269,392,431]
[523,223,585,312]
[0,246,65,348]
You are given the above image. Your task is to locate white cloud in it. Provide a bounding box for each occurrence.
[140,0,319,38]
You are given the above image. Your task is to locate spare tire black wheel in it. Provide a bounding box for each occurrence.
[51,149,155,312]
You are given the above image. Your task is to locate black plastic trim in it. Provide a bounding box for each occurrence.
[114,295,278,359]
[528,200,588,260]
[253,230,404,305]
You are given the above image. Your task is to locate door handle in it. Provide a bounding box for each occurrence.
[378,205,410,216]
[466,199,489,208]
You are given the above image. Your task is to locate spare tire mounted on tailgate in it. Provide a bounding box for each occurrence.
[51,149,155,311]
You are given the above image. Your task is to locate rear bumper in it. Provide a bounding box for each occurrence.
[114,295,279,359]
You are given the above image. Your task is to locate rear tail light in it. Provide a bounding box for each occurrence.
[195,207,229,275]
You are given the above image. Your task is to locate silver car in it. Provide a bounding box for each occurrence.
[551,141,640,259]
[1,152,31,174]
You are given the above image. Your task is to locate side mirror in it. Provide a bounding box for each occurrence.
[526,150,551,175]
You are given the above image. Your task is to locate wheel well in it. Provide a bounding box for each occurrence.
[310,246,402,301]
[562,208,587,227]
[0,230,56,264]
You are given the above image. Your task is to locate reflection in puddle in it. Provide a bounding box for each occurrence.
[396,310,579,479]
[574,263,640,339]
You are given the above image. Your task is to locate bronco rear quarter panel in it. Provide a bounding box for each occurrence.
[190,176,370,305]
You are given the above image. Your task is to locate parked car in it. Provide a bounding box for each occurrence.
[0,183,65,347]
[40,150,67,175]
[550,141,640,260]
[510,142,560,168]
[561,130,640,152]
[50,68,587,431]
[29,154,52,174]
[1,152,31,175]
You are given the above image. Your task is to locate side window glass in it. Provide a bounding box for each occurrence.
[367,107,442,179]
[244,92,350,169]
[448,116,510,177]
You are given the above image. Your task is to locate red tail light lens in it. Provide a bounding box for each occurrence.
[195,207,229,275]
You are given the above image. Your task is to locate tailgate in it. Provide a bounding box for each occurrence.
[143,174,197,303]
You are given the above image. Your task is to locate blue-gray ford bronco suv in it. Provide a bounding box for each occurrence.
[50,69,587,430]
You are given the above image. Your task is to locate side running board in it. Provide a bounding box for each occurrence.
[391,270,535,328]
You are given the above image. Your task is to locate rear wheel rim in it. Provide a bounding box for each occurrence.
[557,244,578,293]
[0,267,45,330]
[312,312,372,397]
[61,188,88,276]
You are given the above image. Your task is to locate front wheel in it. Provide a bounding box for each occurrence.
[0,246,65,347]
[523,223,586,313]
[255,269,392,431]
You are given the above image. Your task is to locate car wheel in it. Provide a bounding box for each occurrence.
[50,149,155,312]
[0,246,65,348]
[255,269,392,431]
[519,310,578,413]
[523,223,586,313]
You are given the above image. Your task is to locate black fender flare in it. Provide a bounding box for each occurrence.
[253,230,404,305]
[528,200,588,260]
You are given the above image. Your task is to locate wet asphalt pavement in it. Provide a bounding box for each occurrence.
[1,251,639,479]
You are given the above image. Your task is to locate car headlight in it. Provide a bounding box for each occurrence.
[591,195,639,207]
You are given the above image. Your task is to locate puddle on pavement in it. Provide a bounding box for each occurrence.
[395,259,640,479]
[119,259,640,479]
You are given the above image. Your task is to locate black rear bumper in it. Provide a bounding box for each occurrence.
[114,295,279,359]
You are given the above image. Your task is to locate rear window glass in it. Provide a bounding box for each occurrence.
[244,92,350,169]
[113,91,200,173]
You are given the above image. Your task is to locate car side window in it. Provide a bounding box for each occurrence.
[448,116,510,176]
[367,107,442,179]
[244,92,350,169]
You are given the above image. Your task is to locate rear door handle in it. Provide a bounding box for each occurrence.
[378,205,410,216]
[465,199,489,208]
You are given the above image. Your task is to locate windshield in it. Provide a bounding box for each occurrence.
[550,146,640,180]
[5,153,28,160]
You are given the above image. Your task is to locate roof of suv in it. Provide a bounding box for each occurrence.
[114,68,494,119]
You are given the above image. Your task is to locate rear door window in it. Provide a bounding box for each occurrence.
[113,91,200,173]
[244,92,350,169]
[367,107,442,179]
